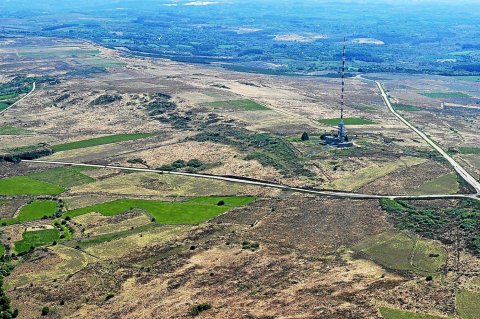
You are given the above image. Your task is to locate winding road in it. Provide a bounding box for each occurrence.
[0,82,36,116]
[376,81,480,194]
[23,159,479,201]
[9,79,479,201]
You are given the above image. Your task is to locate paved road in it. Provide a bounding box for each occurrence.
[23,159,479,201]
[376,81,480,195]
[0,82,36,116]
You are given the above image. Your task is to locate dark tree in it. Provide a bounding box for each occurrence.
[41,306,49,316]
[301,132,309,141]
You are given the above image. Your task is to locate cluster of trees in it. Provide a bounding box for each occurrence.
[1,146,54,163]
[380,198,480,256]
[158,159,204,172]
[0,252,18,318]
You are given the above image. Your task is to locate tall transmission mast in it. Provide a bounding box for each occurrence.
[338,36,347,143]
[341,36,346,121]
[323,36,352,147]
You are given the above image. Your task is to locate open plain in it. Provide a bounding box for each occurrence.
[0,35,479,319]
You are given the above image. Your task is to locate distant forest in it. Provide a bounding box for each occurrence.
[1,0,480,76]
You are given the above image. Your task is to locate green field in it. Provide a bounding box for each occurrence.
[0,200,58,225]
[379,307,447,319]
[454,76,480,82]
[0,125,30,135]
[77,57,127,68]
[411,173,459,195]
[203,99,270,111]
[51,133,157,152]
[456,289,480,319]
[0,242,4,257]
[0,92,19,100]
[420,92,471,98]
[16,200,57,222]
[18,49,100,58]
[392,104,421,111]
[459,147,480,155]
[65,197,254,224]
[354,231,447,275]
[14,229,60,254]
[0,176,64,195]
[29,166,95,188]
[318,117,378,125]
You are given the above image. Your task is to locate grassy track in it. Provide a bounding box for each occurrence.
[51,133,158,152]
[379,307,447,319]
[14,229,60,254]
[65,197,254,224]
[0,125,30,135]
[29,166,95,188]
[68,224,157,249]
[420,92,471,98]
[458,147,480,155]
[318,117,378,125]
[184,196,256,206]
[456,289,480,319]
[203,99,269,111]
[392,104,421,112]
[0,176,64,195]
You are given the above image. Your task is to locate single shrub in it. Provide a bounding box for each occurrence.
[41,306,49,316]
[190,303,211,316]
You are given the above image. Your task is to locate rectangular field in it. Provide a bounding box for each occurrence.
[354,231,447,275]
[14,229,60,254]
[0,176,64,195]
[51,133,158,152]
[203,99,270,111]
[392,104,421,112]
[420,92,471,98]
[0,200,58,225]
[379,307,447,319]
[411,173,459,195]
[29,166,95,188]
[65,197,254,224]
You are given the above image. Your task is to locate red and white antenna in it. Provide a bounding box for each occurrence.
[341,36,346,120]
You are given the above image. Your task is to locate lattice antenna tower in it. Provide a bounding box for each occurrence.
[341,36,346,120]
